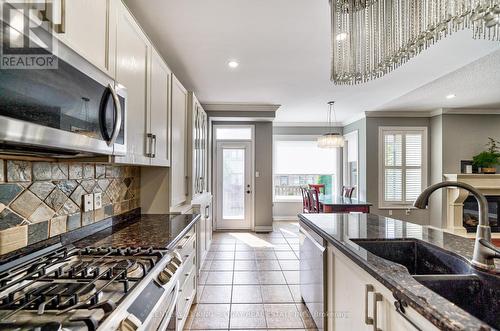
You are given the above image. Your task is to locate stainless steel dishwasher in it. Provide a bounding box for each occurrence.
[299,221,327,330]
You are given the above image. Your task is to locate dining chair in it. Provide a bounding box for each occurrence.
[308,184,325,195]
[300,187,311,213]
[342,186,355,198]
[308,188,321,213]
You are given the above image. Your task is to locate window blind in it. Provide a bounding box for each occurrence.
[379,128,427,208]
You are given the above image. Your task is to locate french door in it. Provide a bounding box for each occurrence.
[215,141,253,230]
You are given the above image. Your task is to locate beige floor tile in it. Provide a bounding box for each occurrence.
[206,271,233,285]
[199,271,209,284]
[190,303,230,330]
[230,303,267,329]
[205,251,216,260]
[200,285,232,303]
[258,271,286,285]
[288,284,302,302]
[275,251,298,260]
[201,259,213,271]
[272,244,293,251]
[256,259,281,271]
[264,303,305,329]
[283,271,300,284]
[278,260,299,271]
[260,285,294,303]
[234,260,257,271]
[213,251,235,260]
[210,260,234,271]
[235,251,256,259]
[233,271,260,285]
[255,251,277,260]
[232,285,263,303]
[235,244,254,251]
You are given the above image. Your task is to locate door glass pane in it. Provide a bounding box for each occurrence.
[222,148,245,219]
[216,127,252,140]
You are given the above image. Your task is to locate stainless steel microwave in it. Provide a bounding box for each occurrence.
[0,8,126,157]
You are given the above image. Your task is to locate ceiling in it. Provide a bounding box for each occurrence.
[124,0,500,124]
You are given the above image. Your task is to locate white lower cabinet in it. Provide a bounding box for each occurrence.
[327,244,439,331]
[192,193,213,276]
[175,227,197,331]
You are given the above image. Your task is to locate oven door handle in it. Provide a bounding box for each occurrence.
[158,280,181,331]
[108,83,122,146]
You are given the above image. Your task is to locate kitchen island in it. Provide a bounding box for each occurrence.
[298,212,499,331]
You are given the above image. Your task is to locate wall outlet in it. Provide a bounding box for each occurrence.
[83,194,94,212]
[94,192,102,210]
[388,210,393,216]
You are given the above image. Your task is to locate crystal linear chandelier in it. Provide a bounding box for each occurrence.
[330,0,500,85]
[317,101,344,148]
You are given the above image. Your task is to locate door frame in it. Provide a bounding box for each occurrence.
[212,124,255,231]
[343,130,359,199]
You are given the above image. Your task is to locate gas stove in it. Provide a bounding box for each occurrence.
[0,244,183,331]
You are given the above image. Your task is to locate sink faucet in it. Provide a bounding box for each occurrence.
[414,181,500,271]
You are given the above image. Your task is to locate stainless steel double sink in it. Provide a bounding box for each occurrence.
[351,238,500,329]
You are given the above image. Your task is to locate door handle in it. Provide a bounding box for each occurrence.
[365,284,374,325]
[108,84,122,146]
[372,292,383,331]
[146,133,153,157]
[246,190,251,194]
[152,134,157,158]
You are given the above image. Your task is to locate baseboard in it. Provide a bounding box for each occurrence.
[273,216,299,222]
[254,225,273,232]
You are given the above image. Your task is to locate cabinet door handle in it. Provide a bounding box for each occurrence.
[152,134,157,158]
[146,133,153,157]
[365,284,374,325]
[373,292,383,331]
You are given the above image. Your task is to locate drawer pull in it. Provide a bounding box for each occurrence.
[373,292,383,331]
[365,284,374,325]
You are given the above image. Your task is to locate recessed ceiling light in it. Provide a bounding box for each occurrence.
[446,94,456,99]
[228,60,239,68]
[336,33,348,41]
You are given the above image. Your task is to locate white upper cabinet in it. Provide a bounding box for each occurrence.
[188,93,209,198]
[171,75,189,207]
[114,1,150,165]
[52,0,116,76]
[149,47,172,167]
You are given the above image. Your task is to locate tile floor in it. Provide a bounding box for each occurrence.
[183,222,318,330]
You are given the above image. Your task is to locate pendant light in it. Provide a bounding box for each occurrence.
[317,101,344,149]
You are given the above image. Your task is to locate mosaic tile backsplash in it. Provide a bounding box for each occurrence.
[0,159,140,254]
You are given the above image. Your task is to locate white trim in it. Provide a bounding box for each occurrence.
[213,124,256,231]
[341,112,367,126]
[203,103,281,112]
[378,126,428,209]
[273,121,343,127]
[255,225,274,232]
[365,108,500,119]
[343,130,359,199]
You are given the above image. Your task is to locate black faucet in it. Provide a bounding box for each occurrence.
[414,181,500,271]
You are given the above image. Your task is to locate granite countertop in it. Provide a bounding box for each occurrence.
[298,213,499,331]
[74,213,200,250]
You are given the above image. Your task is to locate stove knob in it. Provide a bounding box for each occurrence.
[157,269,171,285]
[120,314,141,331]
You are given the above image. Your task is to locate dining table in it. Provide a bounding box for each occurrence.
[318,195,372,213]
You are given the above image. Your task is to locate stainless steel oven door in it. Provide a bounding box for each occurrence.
[299,223,327,330]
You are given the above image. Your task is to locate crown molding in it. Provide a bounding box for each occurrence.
[202,103,281,112]
[432,108,500,116]
[272,122,342,127]
[341,112,367,126]
[364,110,433,118]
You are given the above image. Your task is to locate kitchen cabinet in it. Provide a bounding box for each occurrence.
[192,194,213,275]
[327,244,439,331]
[49,0,116,77]
[188,93,209,197]
[148,47,171,166]
[174,226,197,331]
[114,1,150,165]
[170,75,189,207]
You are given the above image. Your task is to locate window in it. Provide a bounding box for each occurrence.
[274,138,338,201]
[216,127,252,140]
[379,127,427,208]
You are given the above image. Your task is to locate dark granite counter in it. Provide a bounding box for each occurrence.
[298,213,499,331]
[74,213,200,250]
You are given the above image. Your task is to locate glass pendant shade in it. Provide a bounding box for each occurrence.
[318,132,345,148]
[317,101,344,148]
